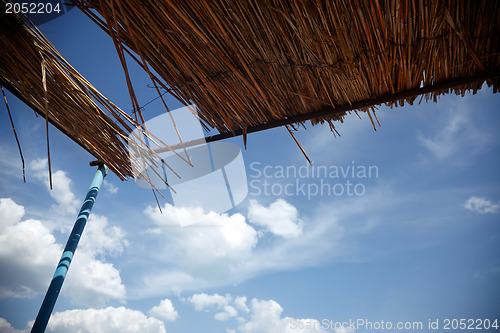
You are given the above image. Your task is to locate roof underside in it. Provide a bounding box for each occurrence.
[1,0,499,179]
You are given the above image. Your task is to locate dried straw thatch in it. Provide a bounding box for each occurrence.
[74,0,500,137]
[0,3,151,180]
[1,0,500,179]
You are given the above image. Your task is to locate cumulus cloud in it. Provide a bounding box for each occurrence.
[188,293,231,311]
[136,198,346,297]
[247,199,303,238]
[0,317,29,333]
[30,158,79,215]
[215,305,238,321]
[63,253,126,307]
[0,198,25,231]
[0,197,126,306]
[79,214,128,257]
[149,299,179,322]
[145,204,237,228]
[0,198,62,299]
[186,293,328,332]
[187,293,237,321]
[234,296,250,313]
[464,196,500,214]
[239,298,326,333]
[45,307,166,333]
[145,204,258,280]
[103,180,119,195]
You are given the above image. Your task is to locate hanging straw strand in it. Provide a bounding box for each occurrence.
[1,85,26,182]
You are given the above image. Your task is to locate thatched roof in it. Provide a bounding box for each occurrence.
[74,0,500,133]
[1,0,500,180]
[0,4,143,180]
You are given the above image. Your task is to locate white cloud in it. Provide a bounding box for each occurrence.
[188,293,231,311]
[145,204,258,280]
[79,214,128,257]
[238,203,345,281]
[335,327,356,333]
[247,199,303,238]
[234,296,250,313]
[239,298,326,333]
[30,158,79,215]
[145,204,238,228]
[0,199,62,298]
[0,163,128,306]
[0,198,25,231]
[45,307,166,333]
[0,197,126,307]
[149,299,179,322]
[186,294,328,333]
[188,293,237,321]
[30,158,48,172]
[417,110,466,160]
[0,317,29,333]
[464,196,500,214]
[137,199,346,297]
[103,180,119,194]
[215,305,238,321]
[417,102,489,162]
[63,252,126,307]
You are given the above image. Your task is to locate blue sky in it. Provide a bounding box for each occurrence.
[1,8,499,333]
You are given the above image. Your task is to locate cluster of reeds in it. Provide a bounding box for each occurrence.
[74,0,499,136]
[0,3,156,180]
[2,0,499,181]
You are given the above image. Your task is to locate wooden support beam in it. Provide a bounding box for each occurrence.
[153,69,500,153]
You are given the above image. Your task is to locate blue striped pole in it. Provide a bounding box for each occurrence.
[31,164,108,333]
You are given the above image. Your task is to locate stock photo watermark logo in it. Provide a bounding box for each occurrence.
[248,161,378,199]
[128,105,248,226]
[4,1,74,26]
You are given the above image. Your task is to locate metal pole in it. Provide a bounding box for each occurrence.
[31,163,108,333]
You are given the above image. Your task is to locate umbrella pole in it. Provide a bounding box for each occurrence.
[31,163,108,333]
